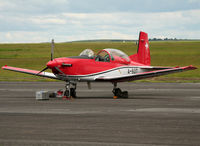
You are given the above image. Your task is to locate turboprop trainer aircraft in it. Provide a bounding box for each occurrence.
[2,32,197,98]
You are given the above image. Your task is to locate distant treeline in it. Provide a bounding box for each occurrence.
[149,38,192,41]
[71,39,135,43]
[70,38,199,43]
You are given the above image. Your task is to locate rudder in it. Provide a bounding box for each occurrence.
[129,31,151,65]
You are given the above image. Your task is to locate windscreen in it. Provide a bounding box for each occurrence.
[79,49,95,58]
[104,48,130,63]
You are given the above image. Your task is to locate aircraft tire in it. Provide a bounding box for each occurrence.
[113,88,122,97]
[64,90,69,97]
[122,91,128,98]
[70,88,77,98]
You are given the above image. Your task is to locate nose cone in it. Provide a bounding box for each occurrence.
[47,60,56,68]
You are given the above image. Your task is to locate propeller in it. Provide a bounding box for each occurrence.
[51,39,54,61]
[37,66,65,76]
[54,66,65,75]
[37,39,71,79]
[37,66,49,75]
[37,39,54,75]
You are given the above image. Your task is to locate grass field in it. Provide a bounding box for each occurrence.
[0,41,199,82]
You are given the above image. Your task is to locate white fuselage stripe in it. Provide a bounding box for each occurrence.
[65,66,151,77]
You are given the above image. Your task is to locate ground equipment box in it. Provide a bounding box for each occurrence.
[36,91,49,100]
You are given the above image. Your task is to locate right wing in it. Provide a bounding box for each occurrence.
[2,65,59,80]
[95,65,197,82]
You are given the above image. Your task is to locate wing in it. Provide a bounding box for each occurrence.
[2,65,59,80]
[95,66,197,82]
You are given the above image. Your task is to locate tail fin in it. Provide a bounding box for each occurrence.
[129,31,151,65]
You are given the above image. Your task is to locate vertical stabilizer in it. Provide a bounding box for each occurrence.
[129,31,151,65]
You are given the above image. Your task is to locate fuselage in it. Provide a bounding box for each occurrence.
[48,57,146,74]
[46,56,150,82]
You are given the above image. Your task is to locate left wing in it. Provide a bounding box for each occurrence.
[95,65,197,82]
[2,65,59,80]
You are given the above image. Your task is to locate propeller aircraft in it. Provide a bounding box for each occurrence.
[2,32,197,98]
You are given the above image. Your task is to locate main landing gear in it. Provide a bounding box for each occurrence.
[112,82,128,99]
[63,81,77,99]
[63,82,128,99]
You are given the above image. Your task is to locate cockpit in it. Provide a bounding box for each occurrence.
[79,48,130,64]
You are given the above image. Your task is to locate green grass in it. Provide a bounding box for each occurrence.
[0,41,199,82]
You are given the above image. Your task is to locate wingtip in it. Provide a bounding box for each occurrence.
[2,65,7,70]
[183,65,198,70]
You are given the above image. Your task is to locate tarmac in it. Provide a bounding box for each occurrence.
[0,82,200,146]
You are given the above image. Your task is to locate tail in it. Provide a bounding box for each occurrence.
[129,31,151,66]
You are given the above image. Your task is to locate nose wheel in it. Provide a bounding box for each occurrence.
[63,81,77,99]
[112,83,128,99]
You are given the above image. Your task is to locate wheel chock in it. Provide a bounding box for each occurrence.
[63,96,74,100]
[113,96,118,99]
[62,96,68,100]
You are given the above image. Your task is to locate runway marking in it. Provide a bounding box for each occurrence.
[2,106,200,115]
[190,96,200,99]
[127,108,200,114]
[0,139,170,146]
[0,107,102,115]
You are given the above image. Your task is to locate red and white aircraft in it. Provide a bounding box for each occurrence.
[2,32,197,98]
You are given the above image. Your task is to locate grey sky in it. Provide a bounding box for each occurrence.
[0,0,200,43]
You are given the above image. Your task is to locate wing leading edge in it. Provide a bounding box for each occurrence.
[2,65,58,80]
[95,66,197,82]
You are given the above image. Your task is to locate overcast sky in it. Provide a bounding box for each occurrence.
[0,0,200,43]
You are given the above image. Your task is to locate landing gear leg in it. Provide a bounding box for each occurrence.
[63,81,77,99]
[112,82,128,99]
[70,82,77,98]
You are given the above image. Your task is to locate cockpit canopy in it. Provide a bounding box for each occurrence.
[79,49,95,58]
[79,48,130,64]
[96,48,130,64]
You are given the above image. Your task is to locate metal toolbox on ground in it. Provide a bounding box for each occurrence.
[36,91,49,100]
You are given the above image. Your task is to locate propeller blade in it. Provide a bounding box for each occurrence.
[37,67,49,75]
[54,66,69,81]
[51,39,54,61]
[55,66,65,75]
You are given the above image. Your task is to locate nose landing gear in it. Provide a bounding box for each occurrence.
[63,81,77,99]
[112,82,128,99]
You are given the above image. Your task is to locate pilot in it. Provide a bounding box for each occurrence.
[104,54,110,62]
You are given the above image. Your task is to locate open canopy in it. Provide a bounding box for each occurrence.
[79,48,130,64]
[96,48,130,64]
[79,49,95,58]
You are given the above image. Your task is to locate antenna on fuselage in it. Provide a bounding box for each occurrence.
[51,39,54,61]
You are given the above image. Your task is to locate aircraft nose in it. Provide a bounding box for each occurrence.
[47,60,56,68]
